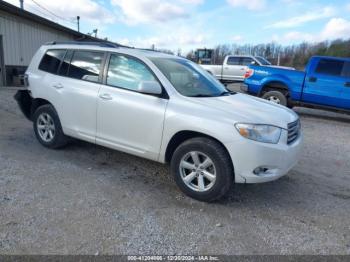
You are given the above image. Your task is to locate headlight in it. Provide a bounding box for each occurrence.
[235,123,282,144]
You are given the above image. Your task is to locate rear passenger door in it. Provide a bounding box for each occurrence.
[55,50,105,142]
[302,58,348,109]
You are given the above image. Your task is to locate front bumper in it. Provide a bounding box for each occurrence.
[224,130,303,183]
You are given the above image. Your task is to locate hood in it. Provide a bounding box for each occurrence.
[266,65,295,70]
[189,93,298,129]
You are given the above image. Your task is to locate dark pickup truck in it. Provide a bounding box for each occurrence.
[242,56,350,112]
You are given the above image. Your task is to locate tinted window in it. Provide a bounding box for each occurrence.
[38,49,66,74]
[150,57,227,97]
[341,62,350,78]
[67,51,103,83]
[58,50,73,76]
[315,59,344,77]
[107,54,157,91]
[227,57,240,65]
[241,57,254,66]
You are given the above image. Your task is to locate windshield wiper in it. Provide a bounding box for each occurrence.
[188,94,214,97]
[218,91,236,96]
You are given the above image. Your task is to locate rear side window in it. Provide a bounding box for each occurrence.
[227,57,240,65]
[341,62,350,78]
[315,59,344,77]
[58,50,73,76]
[38,49,66,74]
[67,51,103,83]
[106,54,156,91]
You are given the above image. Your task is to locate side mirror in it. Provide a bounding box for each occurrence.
[138,81,162,95]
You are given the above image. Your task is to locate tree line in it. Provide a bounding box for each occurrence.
[186,39,350,70]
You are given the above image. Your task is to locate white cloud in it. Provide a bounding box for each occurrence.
[5,0,115,26]
[116,30,207,50]
[111,0,189,24]
[279,17,350,43]
[320,18,350,40]
[265,6,336,29]
[180,0,204,4]
[227,0,266,10]
[232,35,243,42]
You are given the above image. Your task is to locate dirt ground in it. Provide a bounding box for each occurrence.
[0,87,350,255]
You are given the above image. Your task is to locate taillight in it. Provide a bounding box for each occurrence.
[244,69,254,79]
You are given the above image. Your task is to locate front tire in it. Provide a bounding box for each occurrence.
[33,104,68,149]
[170,137,234,202]
[262,90,287,107]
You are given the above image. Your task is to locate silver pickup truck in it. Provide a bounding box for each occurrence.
[200,55,293,82]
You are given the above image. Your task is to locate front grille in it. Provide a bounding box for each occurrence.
[287,119,300,145]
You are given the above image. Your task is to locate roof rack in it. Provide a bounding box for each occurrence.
[44,41,122,48]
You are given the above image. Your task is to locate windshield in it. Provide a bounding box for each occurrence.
[150,57,229,97]
[256,56,271,66]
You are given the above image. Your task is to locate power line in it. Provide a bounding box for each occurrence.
[30,0,75,25]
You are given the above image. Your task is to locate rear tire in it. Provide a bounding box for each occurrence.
[33,104,68,149]
[262,90,287,107]
[170,137,234,202]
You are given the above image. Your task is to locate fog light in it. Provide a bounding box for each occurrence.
[253,167,269,175]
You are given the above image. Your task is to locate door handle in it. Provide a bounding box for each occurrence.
[99,93,113,100]
[52,83,63,89]
[309,76,317,83]
[345,82,350,87]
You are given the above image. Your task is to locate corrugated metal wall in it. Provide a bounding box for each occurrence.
[0,9,74,66]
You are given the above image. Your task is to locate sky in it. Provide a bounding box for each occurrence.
[5,0,350,53]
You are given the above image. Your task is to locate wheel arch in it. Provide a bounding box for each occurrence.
[30,98,53,119]
[164,131,234,172]
[260,81,290,97]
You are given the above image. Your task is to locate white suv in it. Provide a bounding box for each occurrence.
[15,42,303,202]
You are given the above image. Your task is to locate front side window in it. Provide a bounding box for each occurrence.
[67,51,103,83]
[226,57,240,65]
[315,59,344,77]
[107,54,157,91]
[150,57,228,97]
[38,49,66,74]
[241,57,254,66]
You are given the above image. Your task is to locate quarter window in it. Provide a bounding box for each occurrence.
[67,51,103,83]
[107,54,157,91]
[38,49,66,74]
[315,59,344,77]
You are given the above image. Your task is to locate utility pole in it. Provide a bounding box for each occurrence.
[93,29,98,38]
[19,0,24,9]
[77,16,80,32]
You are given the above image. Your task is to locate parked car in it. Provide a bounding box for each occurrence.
[15,42,302,202]
[200,55,294,82]
[242,56,350,112]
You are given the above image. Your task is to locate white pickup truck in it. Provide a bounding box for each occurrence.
[200,55,293,82]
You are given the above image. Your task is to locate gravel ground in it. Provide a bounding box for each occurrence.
[0,87,350,255]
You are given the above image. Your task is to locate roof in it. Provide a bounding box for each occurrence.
[0,1,114,44]
[40,42,179,59]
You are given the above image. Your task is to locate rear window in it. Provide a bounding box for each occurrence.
[38,49,66,74]
[315,59,344,77]
[67,51,104,83]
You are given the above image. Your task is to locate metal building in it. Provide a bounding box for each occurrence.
[0,1,105,87]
